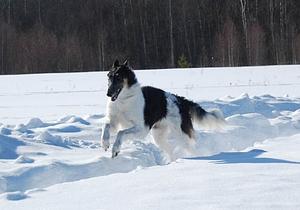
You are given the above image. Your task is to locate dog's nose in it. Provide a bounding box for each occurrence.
[107,91,113,97]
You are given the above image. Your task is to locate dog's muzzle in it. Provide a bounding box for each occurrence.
[106,92,113,97]
[107,88,122,101]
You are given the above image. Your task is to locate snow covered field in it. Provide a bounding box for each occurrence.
[0,65,300,210]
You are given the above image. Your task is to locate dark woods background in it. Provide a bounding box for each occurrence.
[0,0,300,74]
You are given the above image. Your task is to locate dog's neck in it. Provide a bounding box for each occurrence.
[117,82,141,101]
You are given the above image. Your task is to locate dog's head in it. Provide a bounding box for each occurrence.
[106,59,137,101]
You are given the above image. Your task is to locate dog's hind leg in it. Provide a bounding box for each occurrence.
[151,124,173,160]
[174,132,197,157]
[167,120,197,158]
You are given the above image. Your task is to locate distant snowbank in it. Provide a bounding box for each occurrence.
[1,65,300,95]
[0,65,299,124]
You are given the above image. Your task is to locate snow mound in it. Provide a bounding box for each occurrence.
[194,113,298,156]
[1,141,162,194]
[25,118,46,129]
[4,191,28,201]
[14,124,34,134]
[202,93,300,118]
[58,116,90,125]
[0,134,25,159]
[0,126,12,135]
[49,125,81,133]
[34,131,75,148]
[14,155,35,164]
[85,114,104,120]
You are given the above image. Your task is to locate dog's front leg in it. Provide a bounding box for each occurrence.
[101,123,111,151]
[112,126,140,158]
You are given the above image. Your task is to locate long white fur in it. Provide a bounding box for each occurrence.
[192,109,226,131]
[101,82,148,157]
[102,79,225,159]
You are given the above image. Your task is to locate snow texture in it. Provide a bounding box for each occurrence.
[0,65,300,209]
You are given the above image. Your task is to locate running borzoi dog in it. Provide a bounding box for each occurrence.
[101,60,225,159]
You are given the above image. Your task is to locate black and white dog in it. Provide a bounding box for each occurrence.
[101,60,225,159]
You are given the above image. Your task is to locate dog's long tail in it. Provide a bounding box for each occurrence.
[190,102,226,130]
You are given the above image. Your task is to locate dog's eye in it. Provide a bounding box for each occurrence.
[114,74,122,80]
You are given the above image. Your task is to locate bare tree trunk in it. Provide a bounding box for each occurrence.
[283,0,287,63]
[168,0,174,67]
[24,0,27,16]
[240,0,248,64]
[121,0,128,45]
[8,0,11,25]
[228,28,233,66]
[1,23,4,74]
[269,0,278,64]
[291,26,296,64]
[197,2,204,66]
[279,0,284,63]
[183,3,192,63]
[154,17,159,62]
[38,0,42,25]
[129,0,137,53]
[97,32,102,70]
[97,24,105,71]
[255,0,258,19]
[154,2,163,64]
[101,36,105,69]
[139,1,147,66]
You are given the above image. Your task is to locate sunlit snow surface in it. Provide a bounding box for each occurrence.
[0,65,300,210]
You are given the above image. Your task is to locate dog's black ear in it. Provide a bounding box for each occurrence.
[123,60,129,67]
[113,59,119,68]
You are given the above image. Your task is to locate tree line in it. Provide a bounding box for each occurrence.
[0,0,299,74]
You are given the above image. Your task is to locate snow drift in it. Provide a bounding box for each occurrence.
[0,66,300,209]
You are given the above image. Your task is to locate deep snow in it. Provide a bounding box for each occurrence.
[0,65,300,210]
[1,65,300,125]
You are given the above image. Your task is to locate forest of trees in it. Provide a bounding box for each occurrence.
[0,0,299,74]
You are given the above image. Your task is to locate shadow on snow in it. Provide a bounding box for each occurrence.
[186,149,300,164]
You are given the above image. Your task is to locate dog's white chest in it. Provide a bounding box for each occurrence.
[107,91,145,129]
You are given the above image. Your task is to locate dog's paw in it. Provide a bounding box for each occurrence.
[101,140,110,151]
[111,144,120,158]
[111,150,120,158]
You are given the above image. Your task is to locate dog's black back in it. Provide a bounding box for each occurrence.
[142,86,168,129]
